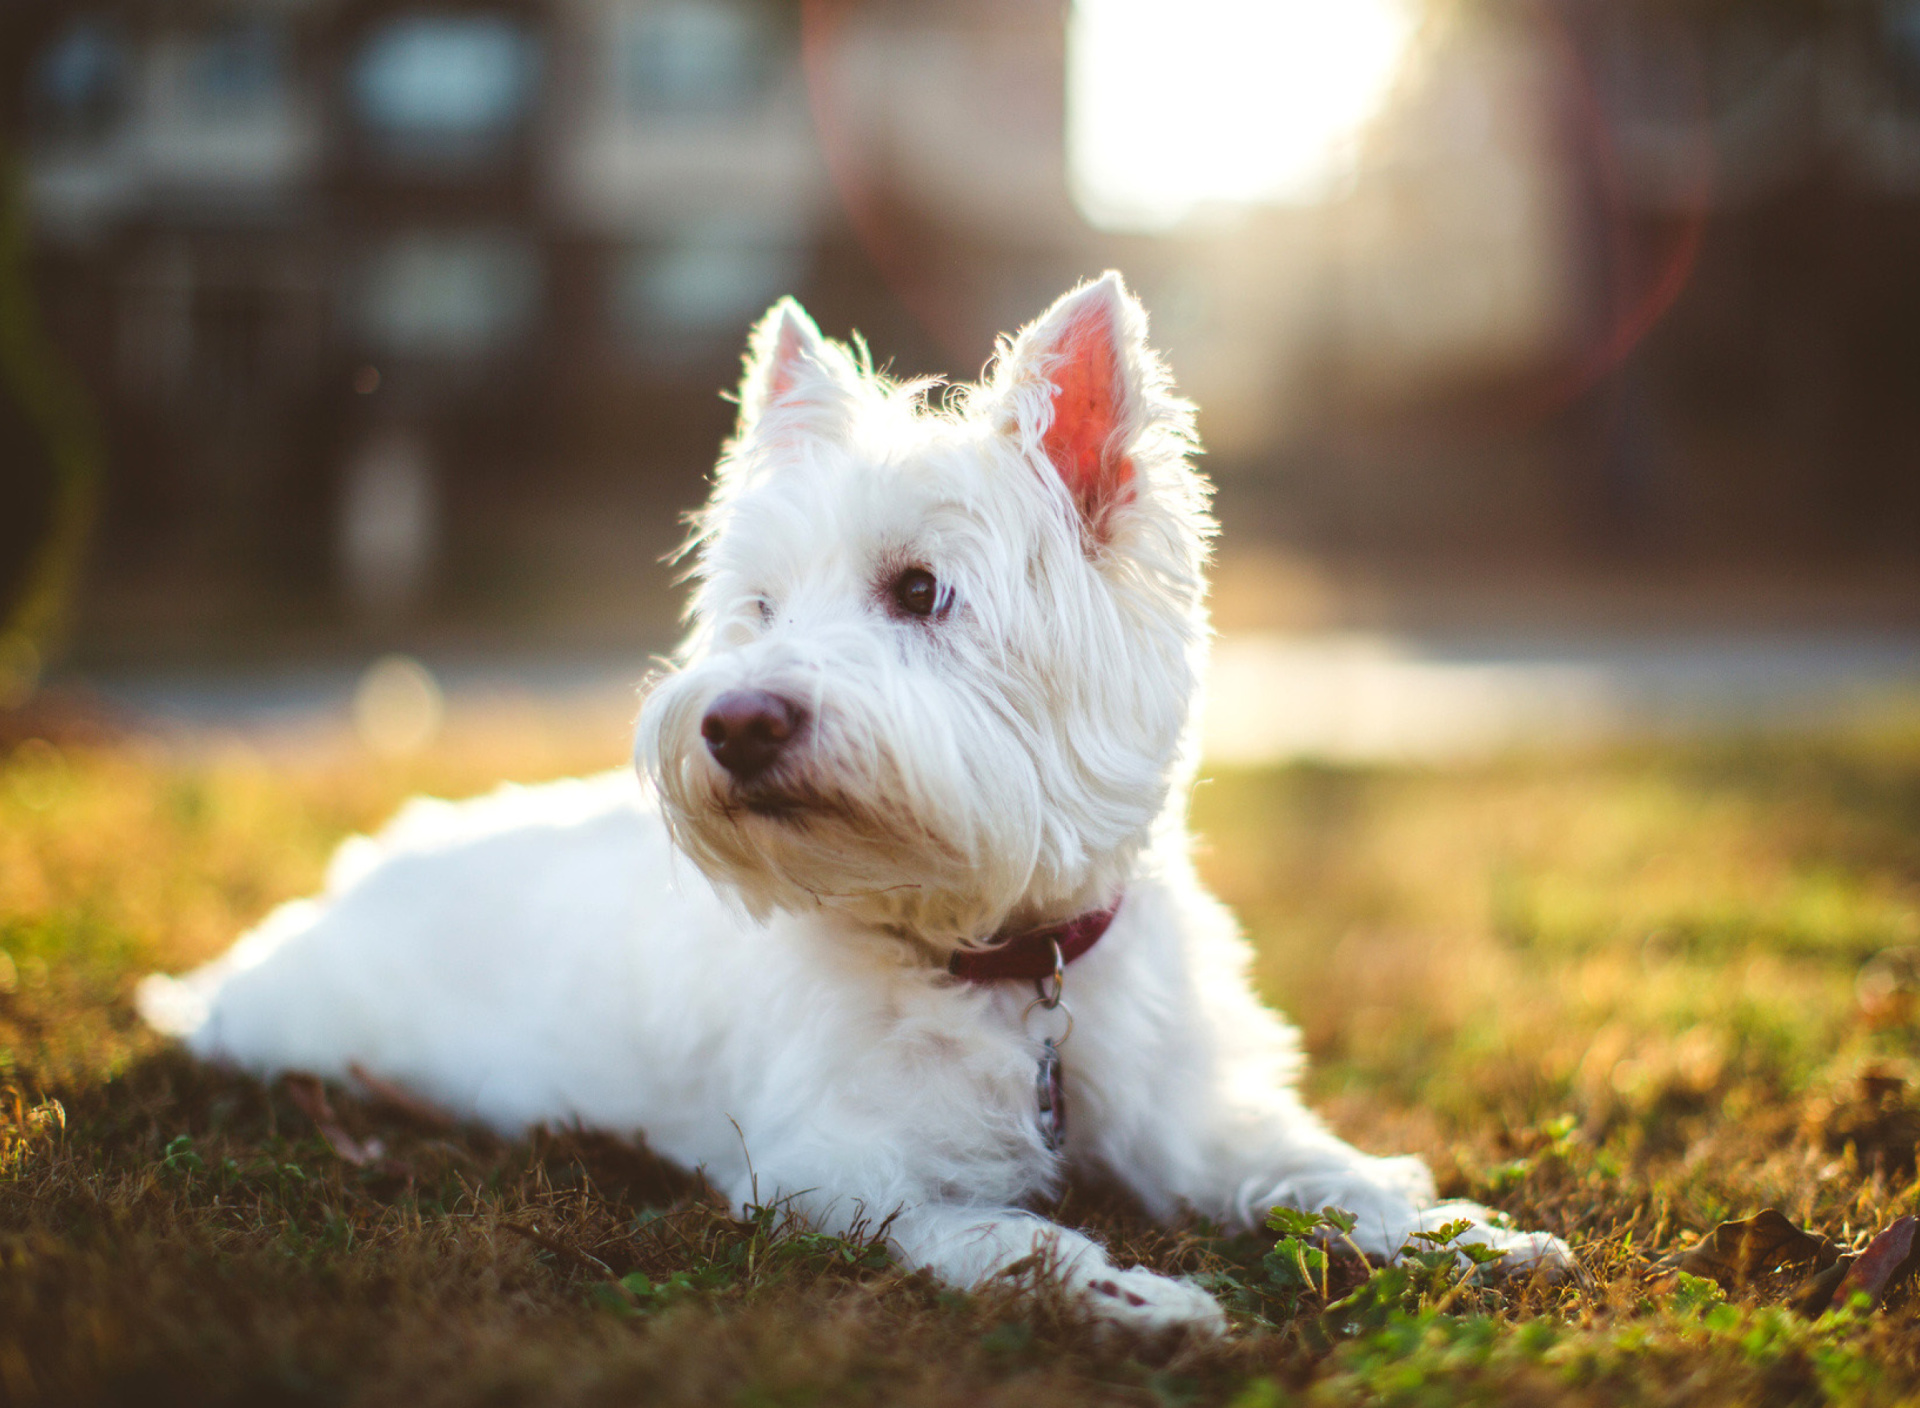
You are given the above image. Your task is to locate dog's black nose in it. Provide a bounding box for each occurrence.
[701,689,804,780]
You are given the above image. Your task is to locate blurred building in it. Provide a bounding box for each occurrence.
[4,0,1919,657]
[12,0,844,650]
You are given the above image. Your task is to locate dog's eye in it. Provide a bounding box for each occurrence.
[891,568,940,619]
[754,596,774,623]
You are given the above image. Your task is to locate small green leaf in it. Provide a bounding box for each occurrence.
[588,1282,641,1318]
[1458,1241,1508,1267]
[161,1134,205,1175]
[619,1272,656,1298]
[1411,1218,1474,1248]
[1266,1206,1322,1238]
[1225,1380,1285,1408]
[1671,1271,1728,1314]
[1486,1159,1532,1193]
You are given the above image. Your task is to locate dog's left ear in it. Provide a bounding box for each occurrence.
[996,272,1152,541]
[734,297,860,444]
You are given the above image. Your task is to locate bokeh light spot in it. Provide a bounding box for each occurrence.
[1069,0,1419,231]
[352,655,444,758]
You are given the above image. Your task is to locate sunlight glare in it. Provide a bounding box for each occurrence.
[1068,0,1419,232]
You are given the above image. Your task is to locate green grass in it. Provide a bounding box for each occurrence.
[6,705,1920,1405]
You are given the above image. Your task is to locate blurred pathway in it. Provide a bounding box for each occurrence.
[1203,631,1920,763]
[79,630,1920,767]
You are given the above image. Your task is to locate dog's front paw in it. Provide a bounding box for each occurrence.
[1414,1200,1573,1281]
[1081,1266,1229,1337]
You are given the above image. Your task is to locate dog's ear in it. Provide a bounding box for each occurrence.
[996,272,1152,539]
[735,298,858,443]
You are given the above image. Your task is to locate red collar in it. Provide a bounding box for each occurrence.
[947,901,1119,983]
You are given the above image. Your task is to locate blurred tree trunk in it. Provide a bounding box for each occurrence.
[0,153,102,706]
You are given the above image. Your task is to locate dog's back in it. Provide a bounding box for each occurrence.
[140,772,698,1132]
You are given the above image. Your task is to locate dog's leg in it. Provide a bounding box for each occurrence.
[1219,1110,1568,1272]
[1130,1084,1573,1275]
[883,1202,1228,1336]
[1081,962,1572,1276]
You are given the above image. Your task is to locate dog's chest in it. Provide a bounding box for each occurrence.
[834,979,1065,1158]
[698,920,1140,1201]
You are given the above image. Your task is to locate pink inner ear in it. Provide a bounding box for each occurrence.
[1041,309,1135,526]
[764,315,807,404]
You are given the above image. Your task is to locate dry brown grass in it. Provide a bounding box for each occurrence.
[6,701,1920,1405]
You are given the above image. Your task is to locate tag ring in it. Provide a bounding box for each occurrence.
[1022,940,1073,1044]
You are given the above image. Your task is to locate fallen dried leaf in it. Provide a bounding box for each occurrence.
[1829,1215,1919,1311]
[1655,1208,1839,1288]
[1788,1256,1856,1317]
[284,1073,391,1169]
[348,1061,457,1130]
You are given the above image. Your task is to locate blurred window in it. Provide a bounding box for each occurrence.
[185,22,288,119]
[616,1,776,122]
[115,247,324,409]
[353,231,541,360]
[352,15,540,161]
[1884,0,1920,100]
[610,231,803,360]
[32,20,131,144]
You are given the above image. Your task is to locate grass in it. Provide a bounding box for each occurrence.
[5,700,1920,1405]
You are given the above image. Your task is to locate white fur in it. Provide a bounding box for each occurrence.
[140,275,1569,1333]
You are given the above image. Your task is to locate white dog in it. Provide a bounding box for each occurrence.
[140,274,1569,1332]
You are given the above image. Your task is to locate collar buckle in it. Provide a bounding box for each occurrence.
[1031,938,1066,1009]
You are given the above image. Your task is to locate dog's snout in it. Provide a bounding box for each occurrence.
[701,689,804,780]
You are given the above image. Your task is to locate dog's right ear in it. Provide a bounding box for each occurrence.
[993,273,1162,545]
[734,298,859,443]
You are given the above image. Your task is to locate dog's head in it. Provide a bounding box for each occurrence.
[635,273,1214,947]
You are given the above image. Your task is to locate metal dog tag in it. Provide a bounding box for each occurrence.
[1035,1038,1066,1153]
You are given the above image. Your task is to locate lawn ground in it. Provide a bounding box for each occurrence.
[4,700,1920,1406]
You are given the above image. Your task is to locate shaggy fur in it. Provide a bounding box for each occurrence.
[140,274,1569,1332]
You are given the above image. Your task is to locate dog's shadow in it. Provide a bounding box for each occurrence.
[34,1044,1249,1360]
[64,1047,709,1223]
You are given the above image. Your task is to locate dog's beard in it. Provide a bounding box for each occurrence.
[637,671,1045,940]
[665,774,1016,940]
[693,787,977,926]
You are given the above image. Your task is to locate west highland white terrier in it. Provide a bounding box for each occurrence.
[140,274,1570,1332]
